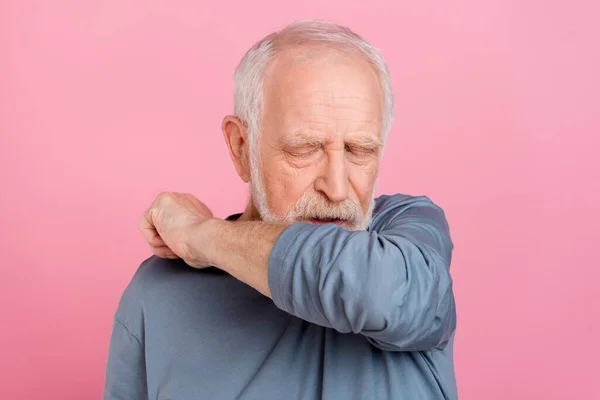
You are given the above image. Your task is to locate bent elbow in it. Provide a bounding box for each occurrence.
[367,289,457,352]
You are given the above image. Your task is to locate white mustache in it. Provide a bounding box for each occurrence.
[287,192,364,225]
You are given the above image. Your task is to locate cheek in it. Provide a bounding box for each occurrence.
[349,164,378,210]
[261,160,316,215]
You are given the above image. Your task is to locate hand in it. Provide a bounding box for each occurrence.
[139,192,214,268]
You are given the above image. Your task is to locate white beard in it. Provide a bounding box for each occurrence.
[249,154,376,231]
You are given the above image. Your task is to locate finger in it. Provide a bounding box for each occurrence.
[151,245,179,259]
[139,209,167,247]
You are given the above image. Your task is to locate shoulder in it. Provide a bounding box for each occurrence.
[112,256,204,338]
[117,255,223,307]
[114,256,230,324]
[111,256,172,337]
[119,256,187,303]
[130,255,191,287]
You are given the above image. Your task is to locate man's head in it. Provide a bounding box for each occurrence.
[222,20,394,230]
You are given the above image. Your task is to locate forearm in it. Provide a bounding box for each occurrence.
[198,219,287,298]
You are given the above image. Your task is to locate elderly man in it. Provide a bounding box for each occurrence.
[104,20,457,399]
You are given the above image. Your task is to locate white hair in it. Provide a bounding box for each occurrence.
[234,19,394,146]
[232,20,393,223]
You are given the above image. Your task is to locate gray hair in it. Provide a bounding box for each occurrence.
[233,20,394,153]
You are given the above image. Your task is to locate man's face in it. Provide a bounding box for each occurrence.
[252,48,384,231]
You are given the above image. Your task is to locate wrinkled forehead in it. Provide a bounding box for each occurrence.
[262,47,384,142]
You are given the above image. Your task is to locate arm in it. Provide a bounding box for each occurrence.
[103,319,148,399]
[199,194,456,352]
[103,260,150,400]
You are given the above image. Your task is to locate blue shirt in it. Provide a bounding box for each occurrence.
[103,194,457,399]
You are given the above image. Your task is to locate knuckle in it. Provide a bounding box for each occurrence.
[160,192,175,203]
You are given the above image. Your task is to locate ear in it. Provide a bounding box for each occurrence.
[221,116,251,182]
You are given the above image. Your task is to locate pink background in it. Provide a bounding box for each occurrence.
[1,1,599,398]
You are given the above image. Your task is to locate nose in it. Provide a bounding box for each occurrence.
[314,150,349,203]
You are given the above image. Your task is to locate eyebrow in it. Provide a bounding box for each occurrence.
[281,134,326,147]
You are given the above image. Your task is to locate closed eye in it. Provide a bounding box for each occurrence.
[286,146,320,158]
[345,144,378,157]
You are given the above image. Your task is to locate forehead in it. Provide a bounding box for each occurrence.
[262,47,384,142]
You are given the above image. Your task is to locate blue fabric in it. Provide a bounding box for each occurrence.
[103,194,457,399]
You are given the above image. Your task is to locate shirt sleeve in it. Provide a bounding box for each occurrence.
[103,258,152,399]
[267,194,456,352]
[103,319,148,400]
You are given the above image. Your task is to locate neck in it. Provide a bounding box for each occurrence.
[237,199,262,222]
